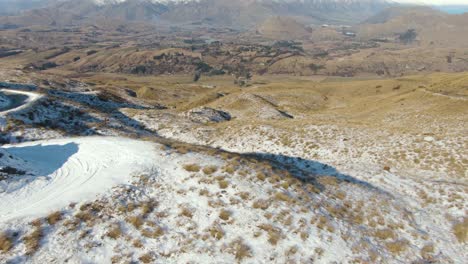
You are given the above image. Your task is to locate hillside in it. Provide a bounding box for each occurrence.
[256,16,312,40]
[357,6,468,47]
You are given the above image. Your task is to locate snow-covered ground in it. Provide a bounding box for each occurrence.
[0,137,159,222]
[0,135,442,263]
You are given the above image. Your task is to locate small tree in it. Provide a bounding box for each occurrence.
[193,71,201,82]
[399,29,417,44]
[309,63,325,74]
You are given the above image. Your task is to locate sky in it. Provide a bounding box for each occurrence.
[395,0,468,5]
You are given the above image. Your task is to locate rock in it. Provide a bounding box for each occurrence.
[125,89,137,97]
[185,107,231,124]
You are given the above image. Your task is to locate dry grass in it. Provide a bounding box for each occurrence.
[46,211,62,225]
[374,228,396,240]
[180,207,194,218]
[24,225,43,255]
[453,217,467,243]
[259,224,282,245]
[208,223,225,240]
[274,192,291,203]
[139,253,154,263]
[256,172,266,181]
[252,199,270,210]
[203,166,218,175]
[107,224,123,239]
[0,232,13,253]
[219,210,232,221]
[141,227,164,238]
[183,164,201,172]
[127,216,144,229]
[420,244,434,259]
[227,238,252,261]
[385,239,408,254]
[218,180,229,189]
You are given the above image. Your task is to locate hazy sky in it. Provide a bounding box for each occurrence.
[395,0,468,5]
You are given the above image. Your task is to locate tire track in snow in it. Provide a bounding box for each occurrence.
[0,137,159,222]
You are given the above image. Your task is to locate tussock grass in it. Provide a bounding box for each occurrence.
[46,211,62,225]
[374,228,396,240]
[24,223,43,255]
[274,192,291,203]
[259,224,283,245]
[139,253,154,263]
[385,239,408,254]
[252,199,270,210]
[141,227,164,238]
[256,172,266,181]
[180,207,194,218]
[208,223,224,240]
[107,224,122,239]
[219,210,232,221]
[0,232,13,253]
[203,166,218,175]
[453,217,467,243]
[218,179,229,189]
[183,164,201,172]
[227,238,252,261]
[127,216,144,229]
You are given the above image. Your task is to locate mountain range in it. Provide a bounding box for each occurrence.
[0,0,394,28]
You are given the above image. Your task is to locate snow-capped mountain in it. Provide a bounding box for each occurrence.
[0,0,394,27]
